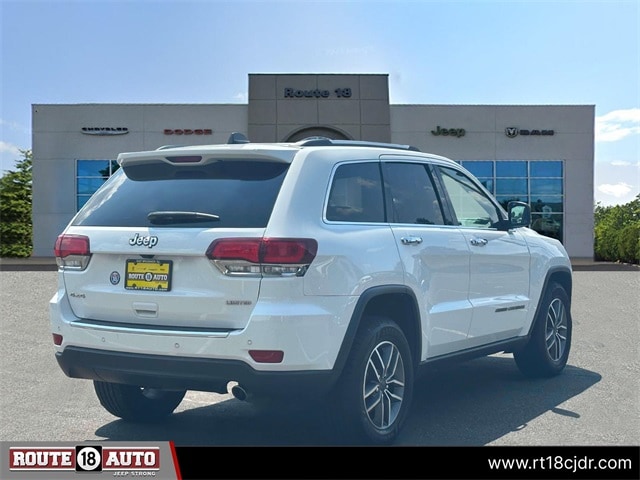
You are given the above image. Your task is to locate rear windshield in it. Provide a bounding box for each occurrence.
[72,160,289,228]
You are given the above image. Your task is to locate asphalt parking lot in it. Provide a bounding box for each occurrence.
[0,264,638,446]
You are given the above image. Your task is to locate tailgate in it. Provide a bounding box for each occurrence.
[60,227,263,330]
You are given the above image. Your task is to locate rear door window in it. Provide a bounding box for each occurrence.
[382,162,446,225]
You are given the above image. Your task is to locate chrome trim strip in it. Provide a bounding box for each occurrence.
[495,305,526,313]
[70,320,232,338]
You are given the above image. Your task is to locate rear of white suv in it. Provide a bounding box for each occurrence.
[50,136,573,445]
[51,143,347,391]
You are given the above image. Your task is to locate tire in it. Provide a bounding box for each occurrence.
[93,381,186,422]
[333,316,414,445]
[514,282,572,378]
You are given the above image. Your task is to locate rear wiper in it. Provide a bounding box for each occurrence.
[147,211,220,225]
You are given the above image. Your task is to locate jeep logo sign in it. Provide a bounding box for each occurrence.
[129,233,158,248]
[431,126,466,138]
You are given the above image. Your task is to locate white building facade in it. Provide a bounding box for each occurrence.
[32,73,595,259]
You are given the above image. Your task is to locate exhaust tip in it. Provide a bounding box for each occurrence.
[231,384,248,401]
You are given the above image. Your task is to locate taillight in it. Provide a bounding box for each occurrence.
[261,238,316,264]
[54,234,91,270]
[208,239,262,263]
[206,238,317,277]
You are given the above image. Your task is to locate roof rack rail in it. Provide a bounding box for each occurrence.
[228,132,250,144]
[296,136,420,152]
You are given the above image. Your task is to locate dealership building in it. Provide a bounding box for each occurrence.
[32,73,595,259]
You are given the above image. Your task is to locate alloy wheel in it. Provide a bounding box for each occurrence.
[362,340,406,430]
[545,298,568,361]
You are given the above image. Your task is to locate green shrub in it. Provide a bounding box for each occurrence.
[594,194,640,264]
[617,223,640,264]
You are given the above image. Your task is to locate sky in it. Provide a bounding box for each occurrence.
[1,0,638,206]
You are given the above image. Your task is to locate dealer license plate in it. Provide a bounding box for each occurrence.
[125,259,173,291]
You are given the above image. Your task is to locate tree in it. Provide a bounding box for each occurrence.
[594,194,640,264]
[0,149,33,257]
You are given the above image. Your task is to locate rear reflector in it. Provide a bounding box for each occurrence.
[249,350,284,363]
[52,334,63,346]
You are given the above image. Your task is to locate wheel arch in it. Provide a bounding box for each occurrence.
[333,285,422,375]
[526,266,573,337]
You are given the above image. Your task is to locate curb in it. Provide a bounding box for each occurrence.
[0,257,57,272]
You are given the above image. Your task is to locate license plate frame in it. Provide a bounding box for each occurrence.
[125,259,173,292]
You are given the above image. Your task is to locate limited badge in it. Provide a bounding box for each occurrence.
[110,271,121,285]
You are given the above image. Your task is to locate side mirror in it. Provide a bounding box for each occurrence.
[507,201,531,229]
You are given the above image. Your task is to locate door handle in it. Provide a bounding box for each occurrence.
[401,236,423,245]
[470,237,488,247]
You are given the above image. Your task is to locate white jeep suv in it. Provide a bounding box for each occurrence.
[50,135,573,445]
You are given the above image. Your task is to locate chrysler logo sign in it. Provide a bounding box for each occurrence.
[505,127,554,137]
[81,127,129,135]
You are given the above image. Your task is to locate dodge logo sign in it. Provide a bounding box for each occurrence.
[164,129,212,135]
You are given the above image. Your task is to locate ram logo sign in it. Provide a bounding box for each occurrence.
[505,127,554,138]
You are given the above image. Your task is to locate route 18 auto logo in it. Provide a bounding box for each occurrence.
[9,445,160,475]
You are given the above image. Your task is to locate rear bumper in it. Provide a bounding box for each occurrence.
[56,347,339,397]
[50,287,354,373]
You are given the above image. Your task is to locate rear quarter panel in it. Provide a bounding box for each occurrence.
[264,149,404,297]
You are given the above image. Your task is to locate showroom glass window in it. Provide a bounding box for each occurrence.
[76,160,120,210]
[460,160,564,243]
